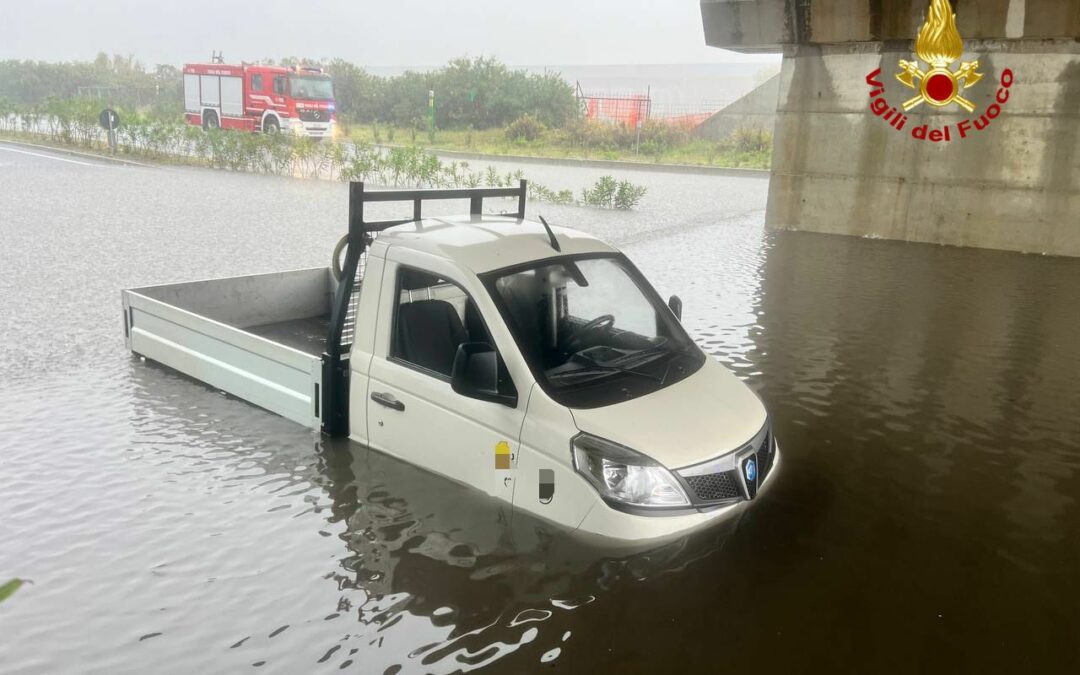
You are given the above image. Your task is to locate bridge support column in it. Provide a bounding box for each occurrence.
[766,40,1080,256]
[701,0,1080,256]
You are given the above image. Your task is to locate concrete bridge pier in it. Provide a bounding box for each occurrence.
[700,0,1080,256]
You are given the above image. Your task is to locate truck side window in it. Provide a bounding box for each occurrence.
[273,76,286,95]
[251,74,263,91]
[391,268,490,378]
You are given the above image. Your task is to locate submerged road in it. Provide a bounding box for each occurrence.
[1,142,1078,673]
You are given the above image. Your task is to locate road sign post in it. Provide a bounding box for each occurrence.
[428,90,436,141]
[99,108,121,154]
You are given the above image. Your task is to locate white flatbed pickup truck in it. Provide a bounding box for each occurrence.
[123,181,780,544]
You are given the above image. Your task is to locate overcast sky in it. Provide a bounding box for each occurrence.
[0,0,777,67]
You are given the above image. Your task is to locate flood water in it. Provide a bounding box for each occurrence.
[1,142,1078,673]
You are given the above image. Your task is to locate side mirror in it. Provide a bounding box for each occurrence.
[668,295,683,321]
[451,342,518,408]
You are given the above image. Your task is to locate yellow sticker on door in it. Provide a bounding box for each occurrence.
[495,441,511,469]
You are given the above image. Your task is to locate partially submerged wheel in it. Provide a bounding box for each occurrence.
[263,116,280,134]
[202,111,219,131]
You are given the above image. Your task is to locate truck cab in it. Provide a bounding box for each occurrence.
[245,65,336,138]
[122,182,778,546]
[349,214,779,543]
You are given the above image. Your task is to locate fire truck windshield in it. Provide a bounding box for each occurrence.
[289,75,334,101]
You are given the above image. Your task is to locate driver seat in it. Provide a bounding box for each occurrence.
[395,300,467,376]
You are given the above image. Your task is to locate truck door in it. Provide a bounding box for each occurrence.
[247,72,266,117]
[365,258,524,507]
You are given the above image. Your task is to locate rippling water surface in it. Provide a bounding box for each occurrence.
[1,144,1078,673]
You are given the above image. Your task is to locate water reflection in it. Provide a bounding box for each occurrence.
[5,149,1079,672]
[109,221,1080,672]
[753,230,1080,540]
[618,223,1080,672]
[125,360,743,672]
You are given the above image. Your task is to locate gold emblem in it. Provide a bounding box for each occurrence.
[897,0,983,112]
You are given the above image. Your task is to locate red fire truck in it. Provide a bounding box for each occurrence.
[183,61,336,138]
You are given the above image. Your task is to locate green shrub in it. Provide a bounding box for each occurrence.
[505,113,545,143]
[614,180,647,210]
[582,176,646,210]
[582,175,617,207]
[0,579,24,605]
[729,127,772,153]
[530,183,574,205]
[555,118,692,159]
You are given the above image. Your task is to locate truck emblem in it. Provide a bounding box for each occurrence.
[744,458,757,484]
[896,0,983,112]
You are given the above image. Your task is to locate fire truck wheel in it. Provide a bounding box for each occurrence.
[202,112,219,131]
[264,117,280,134]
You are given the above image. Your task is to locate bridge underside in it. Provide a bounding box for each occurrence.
[701,0,1080,256]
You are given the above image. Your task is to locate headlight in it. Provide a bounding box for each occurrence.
[571,433,690,508]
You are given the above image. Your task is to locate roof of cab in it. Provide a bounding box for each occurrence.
[373,214,617,274]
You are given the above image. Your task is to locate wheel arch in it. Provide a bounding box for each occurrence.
[260,110,283,132]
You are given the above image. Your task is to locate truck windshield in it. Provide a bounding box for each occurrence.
[483,254,705,409]
[289,75,334,100]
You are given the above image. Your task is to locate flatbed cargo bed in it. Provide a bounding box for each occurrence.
[124,181,528,438]
[247,314,331,356]
[122,267,339,430]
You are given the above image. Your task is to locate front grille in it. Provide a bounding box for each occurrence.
[757,432,774,483]
[684,470,741,502]
[298,109,327,122]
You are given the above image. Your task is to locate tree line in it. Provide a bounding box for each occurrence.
[0,53,182,116]
[0,100,645,210]
[0,53,579,130]
[310,56,578,129]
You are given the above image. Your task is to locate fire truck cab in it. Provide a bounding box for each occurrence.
[183,62,336,139]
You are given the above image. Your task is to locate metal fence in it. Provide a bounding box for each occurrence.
[575,83,723,130]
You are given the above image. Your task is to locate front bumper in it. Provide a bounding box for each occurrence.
[290,118,335,138]
[574,439,782,544]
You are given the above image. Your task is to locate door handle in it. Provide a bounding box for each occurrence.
[370,391,405,412]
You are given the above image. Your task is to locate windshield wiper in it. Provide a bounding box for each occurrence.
[605,338,700,370]
[553,339,696,386]
[549,362,663,384]
[657,344,700,385]
[606,340,671,366]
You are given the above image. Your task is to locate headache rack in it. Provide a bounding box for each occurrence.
[320,179,528,437]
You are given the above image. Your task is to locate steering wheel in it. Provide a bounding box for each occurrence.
[564,314,615,354]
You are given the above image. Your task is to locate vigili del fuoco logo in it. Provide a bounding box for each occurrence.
[865,0,1013,142]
